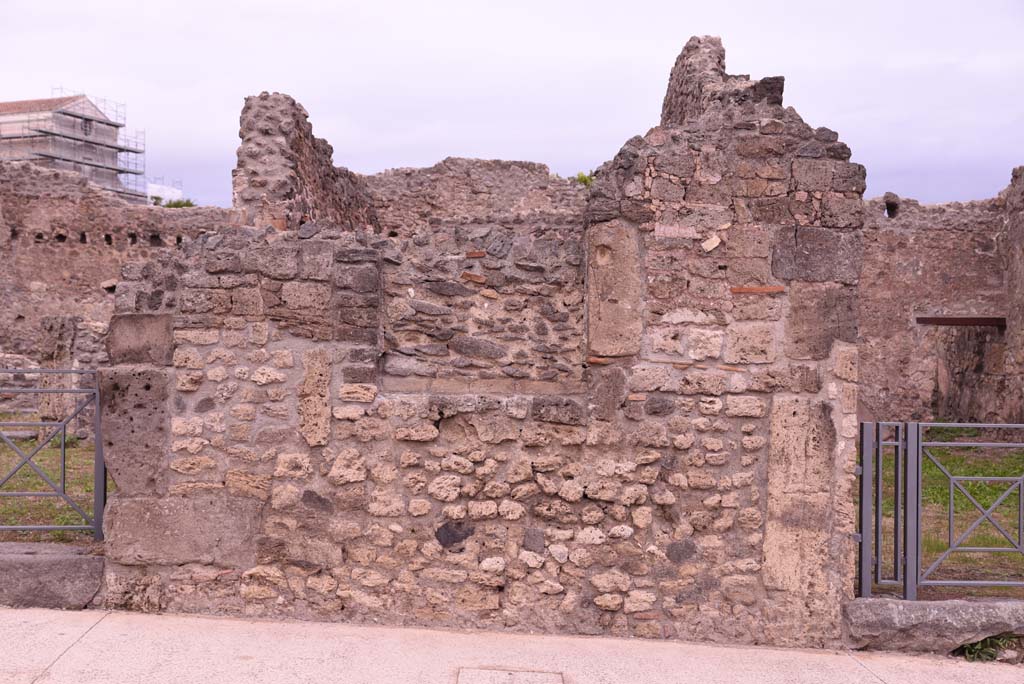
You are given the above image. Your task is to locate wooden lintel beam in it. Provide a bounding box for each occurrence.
[915,316,1007,330]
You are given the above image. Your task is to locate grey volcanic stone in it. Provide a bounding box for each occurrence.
[105,495,262,567]
[449,336,507,360]
[0,542,103,609]
[771,227,861,285]
[844,597,1024,653]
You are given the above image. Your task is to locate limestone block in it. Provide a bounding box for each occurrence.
[105,495,262,567]
[623,590,657,613]
[225,470,271,500]
[280,281,331,312]
[724,396,767,417]
[588,220,642,357]
[107,314,173,365]
[769,397,835,495]
[299,349,331,446]
[326,448,367,485]
[594,593,624,611]
[762,492,830,594]
[591,569,631,593]
[786,282,857,360]
[685,328,725,360]
[99,367,170,496]
[339,383,378,402]
[394,423,440,441]
[833,346,858,382]
[428,474,462,502]
[724,323,776,364]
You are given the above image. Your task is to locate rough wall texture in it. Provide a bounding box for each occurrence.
[97,35,860,649]
[1000,168,1024,421]
[858,195,1007,420]
[365,159,588,387]
[232,92,379,233]
[0,161,242,362]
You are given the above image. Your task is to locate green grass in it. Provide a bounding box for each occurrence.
[0,436,111,544]
[869,426,1024,598]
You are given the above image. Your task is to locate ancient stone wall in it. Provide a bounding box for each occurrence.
[97,36,861,648]
[858,194,1008,421]
[4,30,1022,649]
[1000,168,1024,421]
[365,159,588,388]
[232,92,378,233]
[0,161,241,362]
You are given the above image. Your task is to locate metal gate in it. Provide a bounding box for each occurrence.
[859,421,1024,599]
[0,368,106,540]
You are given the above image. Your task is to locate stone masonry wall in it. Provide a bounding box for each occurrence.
[585,35,861,642]
[2,30,1021,648]
[1000,169,1024,421]
[97,36,861,649]
[232,92,379,233]
[858,194,1008,421]
[365,159,588,388]
[0,161,242,362]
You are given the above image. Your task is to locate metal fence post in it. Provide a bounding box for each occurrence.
[903,422,920,600]
[92,377,106,541]
[858,422,875,598]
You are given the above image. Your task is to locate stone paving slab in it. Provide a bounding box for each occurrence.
[0,542,104,610]
[2,608,1022,684]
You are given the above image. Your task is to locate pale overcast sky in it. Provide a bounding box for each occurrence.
[3,0,1022,207]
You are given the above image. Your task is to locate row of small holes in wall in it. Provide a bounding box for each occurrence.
[8,228,183,247]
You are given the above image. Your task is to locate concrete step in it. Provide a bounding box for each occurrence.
[0,542,103,609]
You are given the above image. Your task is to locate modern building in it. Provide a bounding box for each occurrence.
[0,93,145,202]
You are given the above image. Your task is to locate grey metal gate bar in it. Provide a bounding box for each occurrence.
[0,368,106,540]
[859,420,1024,600]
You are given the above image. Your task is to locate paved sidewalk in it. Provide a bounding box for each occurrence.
[1,608,1021,684]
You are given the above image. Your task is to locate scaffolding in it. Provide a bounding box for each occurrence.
[0,91,146,202]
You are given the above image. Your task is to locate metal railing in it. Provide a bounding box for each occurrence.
[0,369,106,540]
[859,421,1024,599]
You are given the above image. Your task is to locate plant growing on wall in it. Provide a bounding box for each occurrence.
[151,197,196,208]
[573,171,595,187]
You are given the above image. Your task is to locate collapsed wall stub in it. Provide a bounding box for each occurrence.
[95,35,863,647]
[232,92,379,233]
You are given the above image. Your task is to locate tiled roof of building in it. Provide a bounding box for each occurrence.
[0,95,86,116]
